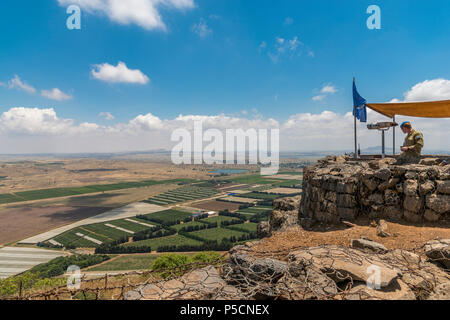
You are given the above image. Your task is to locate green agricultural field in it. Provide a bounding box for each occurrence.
[236,192,281,200]
[277,171,303,175]
[87,254,161,271]
[0,193,23,204]
[239,207,272,213]
[0,178,196,204]
[226,222,258,233]
[271,180,302,188]
[48,217,155,248]
[124,235,204,248]
[224,175,281,185]
[199,216,240,225]
[107,219,154,233]
[82,223,131,239]
[51,227,111,248]
[237,207,272,216]
[143,186,218,206]
[188,227,246,242]
[171,221,207,232]
[143,209,193,224]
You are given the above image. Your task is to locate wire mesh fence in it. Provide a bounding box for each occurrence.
[1,244,448,301]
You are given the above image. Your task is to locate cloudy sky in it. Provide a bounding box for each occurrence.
[0,0,449,154]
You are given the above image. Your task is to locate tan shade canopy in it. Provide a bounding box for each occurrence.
[366,100,450,118]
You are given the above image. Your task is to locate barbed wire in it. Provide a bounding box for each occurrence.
[2,244,448,301]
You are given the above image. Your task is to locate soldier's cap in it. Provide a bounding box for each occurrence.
[400,121,411,128]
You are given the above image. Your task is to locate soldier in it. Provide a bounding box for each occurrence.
[399,121,424,162]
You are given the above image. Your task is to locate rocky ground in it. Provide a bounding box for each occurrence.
[122,156,450,301]
[125,195,449,301]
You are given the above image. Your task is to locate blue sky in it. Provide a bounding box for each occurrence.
[0,0,449,153]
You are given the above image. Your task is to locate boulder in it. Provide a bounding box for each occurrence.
[403,179,418,196]
[343,280,416,300]
[366,193,384,206]
[362,176,379,192]
[257,221,271,238]
[436,180,450,195]
[123,290,142,300]
[380,249,450,300]
[269,210,298,232]
[424,239,450,269]
[273,196,301,211]
[419,158,442,166]
[337,194,357,208]
[378,178,400,191]
[405,170,419,180]
[403,196,423,213]
[375,168,391,181]
[276,260,338,300]
[351,238,388,253]
[384,206,403,221]
[384,189,400,206]
[376,220,390,237]
[426,194,450,214]
[125,266,242,300]
[288,246,401,288]
[403,210,422,223]
[423,209,440,222]
[419,180,435,196]
[228,252,288,283]
[427,283,450,300]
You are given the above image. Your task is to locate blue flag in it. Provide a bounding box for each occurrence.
[353,79,367,122]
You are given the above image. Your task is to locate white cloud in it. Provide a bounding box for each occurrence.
[0,107,448,154]
[99,112,115,120]
[8,75,36,94]
[284,17,294,26]
[91,61,150,84]
[129,113,164,130]
[312,84,337,101]
[57,0,195,31]
[0,107,74,135]
[312,95,325,101]
[321,85,337,94]
[264,36,311,63]
[192,18,212,37]
[397,79,450,102]
[41,88,73,101]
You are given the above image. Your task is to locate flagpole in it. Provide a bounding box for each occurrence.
[353,77,358,159]
[354,114,357,159]
[392,115,396,156]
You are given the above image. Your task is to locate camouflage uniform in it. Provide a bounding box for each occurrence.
[398,129,424,163]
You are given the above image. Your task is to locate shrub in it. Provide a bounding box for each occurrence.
[151,254,191,278]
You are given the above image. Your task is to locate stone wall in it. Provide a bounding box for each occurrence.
[300,156,450,224]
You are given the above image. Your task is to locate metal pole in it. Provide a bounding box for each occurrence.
[353,77,358,159]
[381,130,385,159]
[392,115,396,156]
[354,115,357,159]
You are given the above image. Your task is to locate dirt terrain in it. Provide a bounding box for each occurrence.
[251,220,450,259]
[0,159,211,193]
[0,206,110,245]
